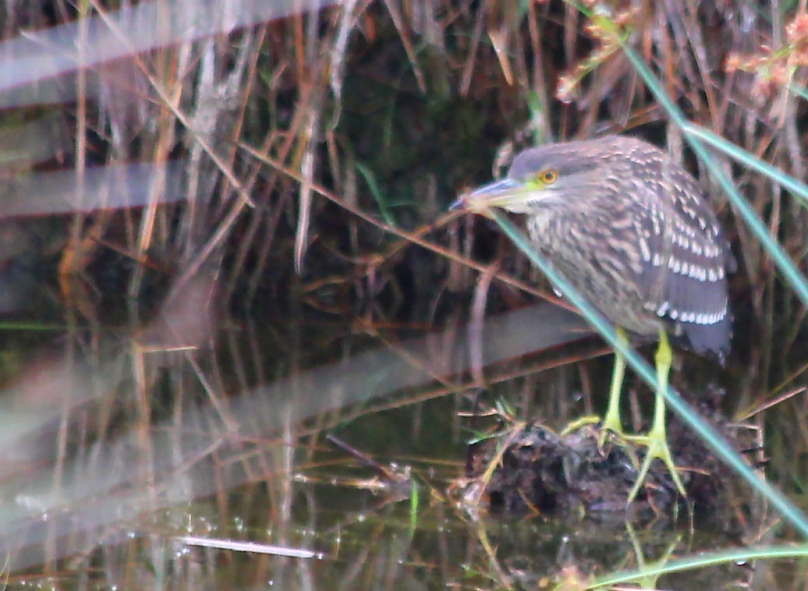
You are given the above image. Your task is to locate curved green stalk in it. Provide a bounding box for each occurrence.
[586,543,808,589]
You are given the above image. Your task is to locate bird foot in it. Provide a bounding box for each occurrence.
[561,414,630,451]
[561,415,686,504]
[623,431,687,503]
[598,411,626,448]
[560,415,602,436]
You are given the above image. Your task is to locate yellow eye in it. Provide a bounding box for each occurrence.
[538,169,558,184]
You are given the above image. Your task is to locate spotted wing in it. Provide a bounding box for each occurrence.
[633,158,732,361]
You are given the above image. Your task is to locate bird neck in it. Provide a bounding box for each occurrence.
[525,204,592,246]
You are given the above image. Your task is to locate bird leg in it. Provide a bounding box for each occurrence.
[624,330,687,502]
[599,327,628,445]
[561,328,628,442]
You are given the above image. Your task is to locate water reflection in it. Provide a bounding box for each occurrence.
[0,276,798,588]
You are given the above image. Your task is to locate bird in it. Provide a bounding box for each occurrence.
[453,135,732,502]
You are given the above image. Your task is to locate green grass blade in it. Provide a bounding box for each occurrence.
[683,123,808,207]
[408,478,419,539]
[355,160,396,226]
[601,19,808,307]
[587,543,808,589]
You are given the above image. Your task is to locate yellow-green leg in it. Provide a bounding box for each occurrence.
[562,328,630,440]
[625,329,687,502]
[600,327,628,443]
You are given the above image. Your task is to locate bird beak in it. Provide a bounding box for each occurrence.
[450,178,529,216]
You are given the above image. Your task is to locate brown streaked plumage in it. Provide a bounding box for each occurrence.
[455,135,733,503]
[511,136,731,356]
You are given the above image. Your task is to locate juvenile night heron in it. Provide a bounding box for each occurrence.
[454,135,732,502]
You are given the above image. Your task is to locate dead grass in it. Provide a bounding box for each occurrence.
[0,0,807,585]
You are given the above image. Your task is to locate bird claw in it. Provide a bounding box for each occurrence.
[559,415,602,437]
[624,432,687,503]
[560,412,687,504]
[560,414,628,451]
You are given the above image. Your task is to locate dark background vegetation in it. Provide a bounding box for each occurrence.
[0,0,806,588]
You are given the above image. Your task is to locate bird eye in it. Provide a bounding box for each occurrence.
[538,169,558,184]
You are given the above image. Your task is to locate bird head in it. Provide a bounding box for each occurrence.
[452,140,622,216]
